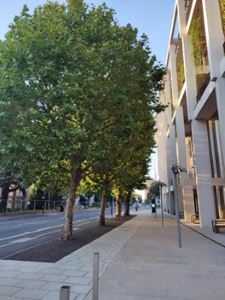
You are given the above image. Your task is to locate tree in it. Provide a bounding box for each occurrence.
[148,181,160,200]
[0,0,164,239]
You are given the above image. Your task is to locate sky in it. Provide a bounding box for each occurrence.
[0,0,174,63]
[0,0,175,180]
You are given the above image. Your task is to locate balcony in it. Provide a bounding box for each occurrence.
[189,2,210,102]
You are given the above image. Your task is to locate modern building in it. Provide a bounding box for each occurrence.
[156,0,225,228]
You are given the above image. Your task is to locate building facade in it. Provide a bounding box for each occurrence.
[157,0,225,228]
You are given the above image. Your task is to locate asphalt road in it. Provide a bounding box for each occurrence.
[0,208,113,259]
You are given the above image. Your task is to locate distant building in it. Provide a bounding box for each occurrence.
[156,0,225,228]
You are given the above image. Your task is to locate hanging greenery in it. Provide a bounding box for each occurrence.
[219,0,225,37]
[176,40,185,95]
[189,15,205,68]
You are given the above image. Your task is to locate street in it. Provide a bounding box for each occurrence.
[0,208,111,259]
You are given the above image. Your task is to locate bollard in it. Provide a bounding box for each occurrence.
[92,252,99,300]
[59,285,70,300]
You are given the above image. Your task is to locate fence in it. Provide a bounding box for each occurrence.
[0,199,63,214]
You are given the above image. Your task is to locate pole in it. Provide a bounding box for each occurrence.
[160,185,164,227]
[173,173,182,248]
[59,285,70,300]
[92,252,99,300]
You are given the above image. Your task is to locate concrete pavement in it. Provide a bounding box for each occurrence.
[85,210,225,300]
[0,209,224,299]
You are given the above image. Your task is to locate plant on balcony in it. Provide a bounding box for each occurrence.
[176,41,185,95]
[190,13,210,101]
[219,0,225,37]
[189,16,205,68]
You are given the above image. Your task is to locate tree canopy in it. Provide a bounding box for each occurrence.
[0,0,165,239]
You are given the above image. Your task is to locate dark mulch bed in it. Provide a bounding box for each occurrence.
[5,216,134,263]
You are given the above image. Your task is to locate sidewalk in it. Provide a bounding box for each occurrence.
[0,210,224,299]
[85,210,225,300]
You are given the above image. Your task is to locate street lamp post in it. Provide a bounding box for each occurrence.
[171,165,186,248]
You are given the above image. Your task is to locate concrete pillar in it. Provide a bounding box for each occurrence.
[192,120,216,227]
[214,77,225,176]
[177,0,197,119]
[176,0,196,222]
[169,44,179,107]
[182,184,195,222]
[175,107,187,169]
[202,0,225,174]
[175,106,188,213]
[164,72,173,123]
[168,124,177,215]
[202,0,224,78]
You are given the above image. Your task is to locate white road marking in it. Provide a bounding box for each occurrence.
[0,227,81,249]
[0,217,98,243]
[0,225,63,242]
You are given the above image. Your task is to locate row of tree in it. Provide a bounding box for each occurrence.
[0,0,165,239]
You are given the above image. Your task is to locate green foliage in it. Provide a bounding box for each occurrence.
[219,0,225,37]
[176,40,185,95]
[189,15,205,68]
[149,181,160,197]
[0,0,165,205]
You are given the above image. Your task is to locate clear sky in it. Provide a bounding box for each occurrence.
[0,0,175,180]
[0,0,174,64]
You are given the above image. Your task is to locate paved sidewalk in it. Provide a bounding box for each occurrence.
[0,212,139,299]
[0,210,225,299]
[85,210,225,300]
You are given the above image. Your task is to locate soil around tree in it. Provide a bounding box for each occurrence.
[5,216,134,263]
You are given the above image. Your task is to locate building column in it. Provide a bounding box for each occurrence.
[177,0,197,119]
[202,0,225,175]
[175,106,188,213]
[177,0,199,221]
[168,124,177,215]
[214,77,225,176]
[192,120,216,227]
[169,44,179,108]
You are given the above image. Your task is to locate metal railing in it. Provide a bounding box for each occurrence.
[0,199,63,214]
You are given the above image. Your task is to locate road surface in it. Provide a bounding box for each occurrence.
[0,208,112,259]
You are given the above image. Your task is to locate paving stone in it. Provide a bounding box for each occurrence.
[61,270,87,277]
[0,277,21,286]
[63,276,91,285]
[0,271,22,278]
[70,284,92,294]
[40,274,68,282]
[12,287,49,299]
[15,272,43,280]
[41,290,79,300]
[0,285,22,297]
[14,279,46,289]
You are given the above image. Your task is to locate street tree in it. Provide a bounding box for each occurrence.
[0,0,164,239]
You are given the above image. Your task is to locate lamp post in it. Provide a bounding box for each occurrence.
[158,181,167,228]
[171,165,186,248]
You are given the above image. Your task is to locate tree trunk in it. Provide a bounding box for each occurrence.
[61,166,82,240]
[99,189,107,226]
[116,193,122,219]
[124,191,131,217]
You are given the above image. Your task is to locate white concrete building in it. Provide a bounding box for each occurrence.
[156,0,225,228]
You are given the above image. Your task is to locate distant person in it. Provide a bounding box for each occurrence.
[152,202,156,214]
[135,202,138,211]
